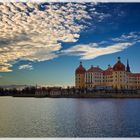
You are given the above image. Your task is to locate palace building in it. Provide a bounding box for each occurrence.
[75,57,140,90]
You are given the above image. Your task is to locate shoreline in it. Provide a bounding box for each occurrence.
[1,88,140,98]
[10,93,140,98]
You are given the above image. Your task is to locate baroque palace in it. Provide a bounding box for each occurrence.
[75,57,140,90]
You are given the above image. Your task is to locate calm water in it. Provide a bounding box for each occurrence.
[0,97,140,137]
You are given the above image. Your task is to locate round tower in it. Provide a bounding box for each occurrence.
[112,57,127,89]
[75,62,86,89]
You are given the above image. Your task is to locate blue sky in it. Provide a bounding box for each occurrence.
[0,3,140,86]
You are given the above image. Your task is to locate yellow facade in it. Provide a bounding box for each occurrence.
[103,74,113,88]
[127,74,140,89]
[75,58,140,90]
[112,71,127,89]
[75,73,85,88]
[75,62,86,88]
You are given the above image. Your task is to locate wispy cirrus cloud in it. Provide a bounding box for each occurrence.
[112,32,140,42]
[62,32,140,60]
[62,42,132,60]
[18,63,33,70]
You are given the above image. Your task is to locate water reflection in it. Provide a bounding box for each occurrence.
[0,97,140,137]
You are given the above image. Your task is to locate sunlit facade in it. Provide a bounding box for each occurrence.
[75,57,140,89]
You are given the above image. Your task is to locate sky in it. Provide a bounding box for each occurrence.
[0,3,140,86]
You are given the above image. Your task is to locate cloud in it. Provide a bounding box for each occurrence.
[0,2,99,72]
[18,64,33,70]
[62,42,133,60]
[0,2,126,72]
[0,63,12,72]
[62,32,140,60]
[112,32,140,42]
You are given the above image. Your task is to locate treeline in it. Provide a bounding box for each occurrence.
[0,86,139,97]
[0,86,36,96]
[0,86,74,96]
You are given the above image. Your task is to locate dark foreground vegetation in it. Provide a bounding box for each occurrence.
[1,86,140,98]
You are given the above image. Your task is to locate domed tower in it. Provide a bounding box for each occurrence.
[112,57,127,89]
[75,62,86,89]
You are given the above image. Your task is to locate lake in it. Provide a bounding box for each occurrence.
[0,97,140,137]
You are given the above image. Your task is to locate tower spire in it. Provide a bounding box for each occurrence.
[126,59,131,72]
[118,57,121,62]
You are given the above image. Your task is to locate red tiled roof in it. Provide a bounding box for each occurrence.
[127,73,140,77]
[127,73,133,77]
[132,73,140,77]
[113,60,125,71]
[75,64,86,74]
[103,67,113,75]
[87,66,103,73]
